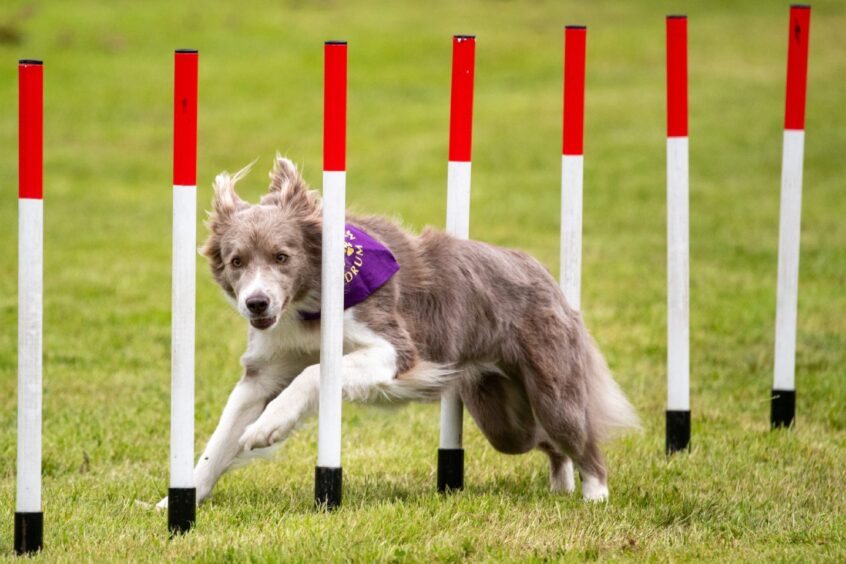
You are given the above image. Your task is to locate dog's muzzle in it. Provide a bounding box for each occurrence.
[243,293,278,330]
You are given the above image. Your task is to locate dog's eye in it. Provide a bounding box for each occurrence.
[275,253,289,264]
[231,256,242,268]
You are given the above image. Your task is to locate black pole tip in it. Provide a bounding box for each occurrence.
[175,49,198,54]
[667,14,687,20]
[19,59,43,65]
[437,448,465,492]
[454,34,476,40]
[791,4,811,10]
[325,40,347,45]
[771,389,796,429]
[315,466,343,510]
[666,410,691,455]
[565,25,587,30]
[14,512,43,555]
[167,487,196,536]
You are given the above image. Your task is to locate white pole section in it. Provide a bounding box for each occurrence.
[15,58,44,556]
[561,25,586,311]
[439,34,475,493]
[317,170,346,470]
[171,185,196,487]
[169,48,198,535]
[773,5,811,429]
[665,16,691,454]
[315,40,347,510]
[440,159,469,458]
[17,202,42,510]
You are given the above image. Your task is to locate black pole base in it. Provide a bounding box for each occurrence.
[315,466,342,510]
[167,487,196,536]
[666,410,691,455]
[437,448,464,492]
[14,511,43,555]
[771,389,796,429]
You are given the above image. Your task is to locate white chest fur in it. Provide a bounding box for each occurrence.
[241,308,388,369]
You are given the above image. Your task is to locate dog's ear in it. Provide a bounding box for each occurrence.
[267,155,322,219]
[210,162,251,219]
[201,163,252,271]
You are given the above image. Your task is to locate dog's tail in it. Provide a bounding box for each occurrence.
[585,337,640,440]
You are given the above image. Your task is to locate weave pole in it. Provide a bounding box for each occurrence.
[665,16,690,454]
[438,34,475,493]
[772,5,811,429]
[315,40,347,510]
[15,58,44,556]
[561,25,586,310]
[169,48,198,535]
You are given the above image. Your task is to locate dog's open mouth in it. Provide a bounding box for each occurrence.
[250,317,276,330]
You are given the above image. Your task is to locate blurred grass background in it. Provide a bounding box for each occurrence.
[0,0,844,560]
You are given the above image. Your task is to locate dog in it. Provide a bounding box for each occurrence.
[157,155,637,509]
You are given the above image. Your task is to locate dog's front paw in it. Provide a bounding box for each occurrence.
[239,422,269,451]
[156,496,168,511]
[239,420,286,451]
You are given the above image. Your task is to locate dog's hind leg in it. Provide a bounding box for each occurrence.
[461,366,579,494]
[459,365,538,456]
[517,315,610,501]
[524,364,608,500]
[538,440,576,494]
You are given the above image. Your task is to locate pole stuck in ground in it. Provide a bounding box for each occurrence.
[15,58,44,556]
[561,25,586,310]
[169,48,199,535]
[315,40,348,510]
[557,25,586,490]
[438,34,475,493]
[772,5,811,429]
[665,15,691,454]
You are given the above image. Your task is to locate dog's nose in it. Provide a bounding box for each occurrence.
[246,295,269,314]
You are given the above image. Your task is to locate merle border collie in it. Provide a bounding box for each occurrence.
[158,156,637,509]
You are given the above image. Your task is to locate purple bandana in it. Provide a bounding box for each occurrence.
[299,224,400,321]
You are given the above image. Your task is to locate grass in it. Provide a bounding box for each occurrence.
[0,0,844,560]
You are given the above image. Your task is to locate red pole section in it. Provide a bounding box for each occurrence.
[784,5,811,130]
[666,16,688,138]
[19,61,43,200]
[173,50,198,186]
[324,41,348,172]
[563,26,586,156]
[448,35,475,163]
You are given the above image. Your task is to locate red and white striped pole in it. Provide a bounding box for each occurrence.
[438,35,475,493]
[773,5,811,429]
[665,16,690,454]
[561,25,586,311]
[315,40,347,510]
[169,48,198,535]
[557,24,586,493]
[15,58,44,556]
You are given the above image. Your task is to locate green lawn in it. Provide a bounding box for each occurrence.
[1,0,845,561]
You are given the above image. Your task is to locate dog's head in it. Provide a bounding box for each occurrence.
[201,156,322,330]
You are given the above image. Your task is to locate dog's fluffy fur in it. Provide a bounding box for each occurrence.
[157,156,638,509]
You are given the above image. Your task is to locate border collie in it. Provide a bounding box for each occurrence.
[157,156,637,509]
